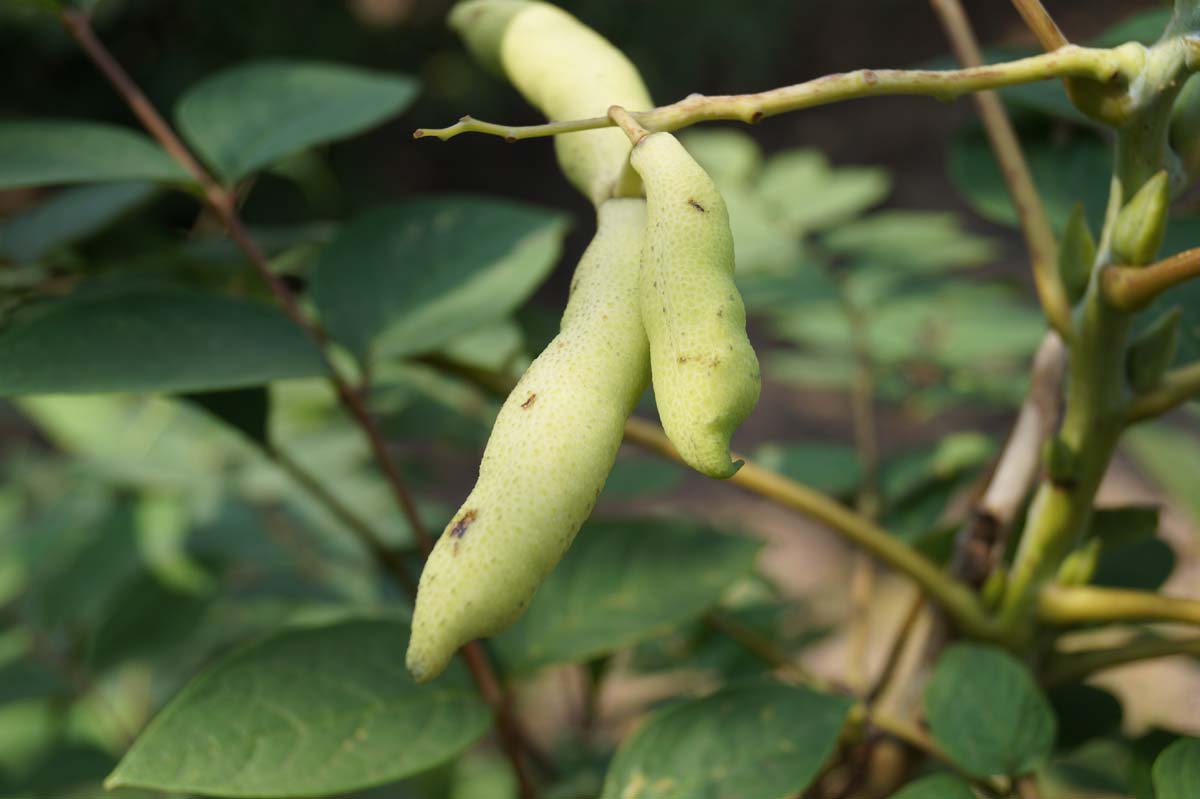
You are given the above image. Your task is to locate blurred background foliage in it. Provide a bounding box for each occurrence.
[0,1,1198,798]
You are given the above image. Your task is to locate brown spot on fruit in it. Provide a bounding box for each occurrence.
[449,510,477,539]
[521,393,537,409]
[687,198,706,212]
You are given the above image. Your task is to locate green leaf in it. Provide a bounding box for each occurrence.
[1153,218,1200,366]
[823,211,996,273]
[107,617,491,797]
[312,197,568,360]
[1058,203,1096,304]
[87,569,211,670]
[1094,9,1172,46]
[0,181,157,263]
[176,60,418,182]
[1132,730,1179,799]
[925,643,1056,778]
[0,121,190,189]
[495,520,761,673]
[1048,684,1123,751]
[949,122,1111,232]
[886,773,976,799]
[1125,424,1200,525]
[1093,536,1176,591]
[601,456,686,499]
[758,149,891,233]
[601,682,853,799]
[182,387,270,447]
[1153,737,1200,799]
[752,442,861,497]
[679,128,762,185]
[0,286,326,395]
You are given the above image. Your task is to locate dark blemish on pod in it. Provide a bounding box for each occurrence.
[449,510,477,539]
[717,309,724,318]
[677,355,689,364]
[521,393,537,409]
[862,69,878,85]
[687,198,706,213]
[751,111,764,124]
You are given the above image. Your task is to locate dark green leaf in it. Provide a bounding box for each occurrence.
[495,520,761,673]
[311,197,567,359]
[1093,536,1175,590]
[1046,738,1133,796]
[1153,737,1200,799]
[1048,684,1123,751]
[948,123,1110,232]
[752,442,861,497]
[176,60,418,182]
[0,121,190,189]
[0,286,326,395]
[1131,729,1179,799]
[601,682,853,799]
[182,387,270,447]
[886,773,975,799]
[0,182,157,263]
[925,643,1056,778]
[601,456,686,499]
[107,617,491,797]
[1151,217,1200,367]
[1094,9,1172,46]
[88,569,212,670]
[1088,504,1161,546]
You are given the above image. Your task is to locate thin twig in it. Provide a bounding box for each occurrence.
[58,9,432,556]
[868,713,1006,797]
[866,594,926,705]
[930,0,1073,339]
[415,46,1133,144]
[269,447,419,597]
[843,293,881,693]
[622,417,996,640]
[59,11,536,794]
[1038,585,1200,626]
[1009,0,1069,52]
[950,333,1067,585]
[607,105,648,145]
[1126,360,1200,422]
[1042,633,1200,685]
[1103,249,1200,311]
[704,611,833,691]
[1016,774,1043,799]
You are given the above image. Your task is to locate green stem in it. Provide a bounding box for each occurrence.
[416,45,1138,141]
[1043,633,1200,685]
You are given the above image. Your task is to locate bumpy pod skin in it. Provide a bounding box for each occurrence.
[632,132,761,479]
[406,199,649,683]
[450,0,653,206]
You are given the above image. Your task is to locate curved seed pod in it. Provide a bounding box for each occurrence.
[406,199,649,682]
[450,0,652,206]
[632,132,761,479]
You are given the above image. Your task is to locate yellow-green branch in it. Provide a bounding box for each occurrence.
[1043,633,1200,685]
[1038,585,1200,626]
[415,44,1139,142]
[623,417,996,640]
[1103,248,1200,311]
[1127,360,1200,422]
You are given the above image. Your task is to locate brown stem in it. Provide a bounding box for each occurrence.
[59,8,432,556]
[1103,249,1200,311]
[1016,774,1043,799]
[60,10,536,793]
[1009,0,1069,52]
[930,0,1073,340]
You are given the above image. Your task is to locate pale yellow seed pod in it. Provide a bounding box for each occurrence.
[406,199,649,682]
[450,0,653,206]
[632,132,761,479]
